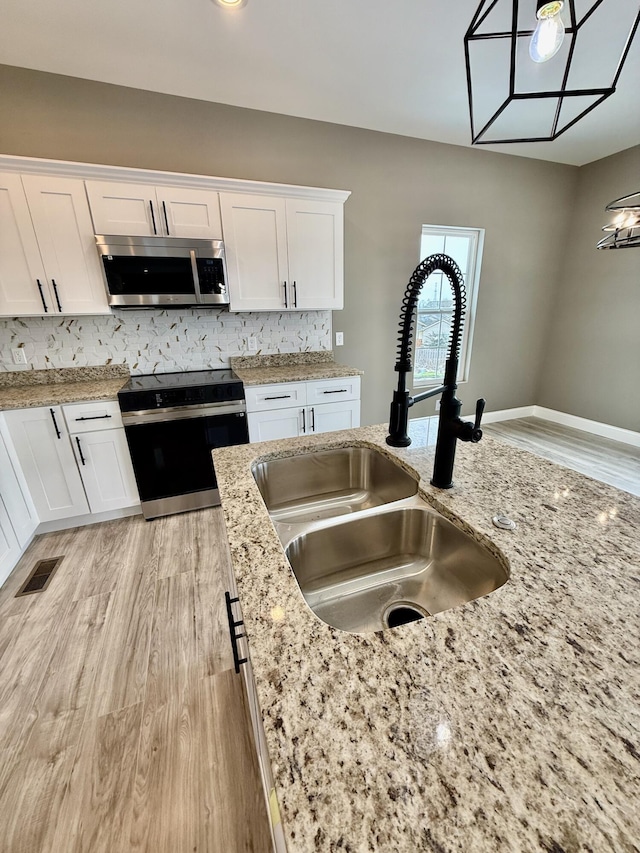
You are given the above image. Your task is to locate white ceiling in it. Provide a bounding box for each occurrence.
[1,0,639,166]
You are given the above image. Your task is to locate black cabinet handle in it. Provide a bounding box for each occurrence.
[162,201,170,235]
[225,592,248,674]
[264,395,291,401]
[51,279,63,312]
[283,281,288,308]
[301,408,306,433]
[74,414,112,421]
[310,406,315,431]
[292,280,297,308]
[36,279,49,313]
[75,436,86,466]
[149,200,157,234]
[323,389,348,394]
[49,408,61,439]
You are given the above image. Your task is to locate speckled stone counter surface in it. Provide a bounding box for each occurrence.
[0,365,130,410]
[213,422,640,853]
[231,352,363,386]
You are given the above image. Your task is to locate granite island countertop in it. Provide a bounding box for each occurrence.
[0,366,130,411]
[213,422,640,853]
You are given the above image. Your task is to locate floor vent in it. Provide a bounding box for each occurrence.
[16,557,64,596]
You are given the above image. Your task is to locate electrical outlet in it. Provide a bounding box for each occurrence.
[435,399,441,411]
[12,348,27,364]
[335,331,344,346]
[247,337,258,352]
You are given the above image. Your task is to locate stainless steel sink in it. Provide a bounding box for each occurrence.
[285,506,509,633]
[252,446,418,525]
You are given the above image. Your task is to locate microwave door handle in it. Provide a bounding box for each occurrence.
[191,250,203,303]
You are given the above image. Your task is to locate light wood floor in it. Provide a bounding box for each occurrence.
[485,416,640,497]
[0,509,272,853]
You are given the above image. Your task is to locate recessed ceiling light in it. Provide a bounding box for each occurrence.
[212,0,247,8]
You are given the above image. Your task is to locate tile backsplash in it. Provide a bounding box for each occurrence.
[0,309,332,375]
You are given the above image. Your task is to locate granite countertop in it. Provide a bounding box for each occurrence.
[213,422,640,852]
[0,366,130,411]
[230,352,363,386]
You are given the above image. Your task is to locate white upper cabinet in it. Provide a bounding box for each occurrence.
[86,181,222,239]
[0,172,49,315]
[0,173,110,316]
[220,194,344,312]
[21,176,110,315]
[285,199,344,311]
[220,194,289,311]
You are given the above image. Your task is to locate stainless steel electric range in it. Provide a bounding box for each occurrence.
[118,369,248,520]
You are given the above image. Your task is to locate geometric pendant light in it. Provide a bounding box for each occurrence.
[597,191,640,249]
[464,1,640,144]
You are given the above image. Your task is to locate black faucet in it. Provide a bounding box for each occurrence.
[386,253,485,489]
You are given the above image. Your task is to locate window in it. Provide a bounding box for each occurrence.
[413,224,484,387]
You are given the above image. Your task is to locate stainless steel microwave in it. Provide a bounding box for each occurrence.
[95,235,229,308]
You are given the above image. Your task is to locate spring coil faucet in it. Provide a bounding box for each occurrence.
[386,253,485,489]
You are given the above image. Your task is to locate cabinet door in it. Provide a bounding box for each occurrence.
[72,428,139,513]
[85,180,160,237]
[285,199,344,310]
[248,408,302,443]
[0,496,21,589]
[157,187,222,239]
[0,172,51,316]
[22,176,110,315]
[0,425,37,548]
[3,407,89,522]
[221,194,289,311]
[309,400,360,435]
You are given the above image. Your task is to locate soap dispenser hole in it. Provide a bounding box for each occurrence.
[384,602,429,628]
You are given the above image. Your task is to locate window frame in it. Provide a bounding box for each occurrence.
[413,223,485,389]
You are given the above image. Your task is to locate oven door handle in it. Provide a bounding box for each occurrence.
[121,401,246,426]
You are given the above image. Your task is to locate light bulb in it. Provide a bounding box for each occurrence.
[529,1,565,63]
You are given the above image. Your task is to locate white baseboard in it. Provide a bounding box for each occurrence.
[35,504,142,535]
[484,405,640,449]
[531,407,640,448]
[479,406,535,424]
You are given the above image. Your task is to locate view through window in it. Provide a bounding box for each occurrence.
[414,225,484,386]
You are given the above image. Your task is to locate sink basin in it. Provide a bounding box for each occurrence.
[285,506,509,633]
[252,446,418,525]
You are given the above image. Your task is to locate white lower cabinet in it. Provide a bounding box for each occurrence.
[0,421,38,586]
[63,400,139,514]
[245,376,360,443]
[3,406,90,523]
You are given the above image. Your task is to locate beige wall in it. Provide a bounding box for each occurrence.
[538,145,640,432]
[0,65,580,427]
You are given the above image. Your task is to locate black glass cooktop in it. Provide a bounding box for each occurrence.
[118,369,244,411]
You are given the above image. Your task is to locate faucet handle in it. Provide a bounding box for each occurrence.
[471,397,485,442]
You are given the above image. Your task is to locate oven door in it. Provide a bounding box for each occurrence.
[122,406,249,518]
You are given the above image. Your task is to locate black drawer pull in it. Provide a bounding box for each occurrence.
[225,592,248,674]
[75,436,86,466]
[74,414,113,421]
[323,389,348,394]
[264,395,292,401]
[49,408,61,439]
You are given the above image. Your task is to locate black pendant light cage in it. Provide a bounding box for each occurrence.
[597,191,640,249]
[465,0,640,144]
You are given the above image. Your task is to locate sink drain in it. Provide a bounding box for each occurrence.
[384,602,430,628]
